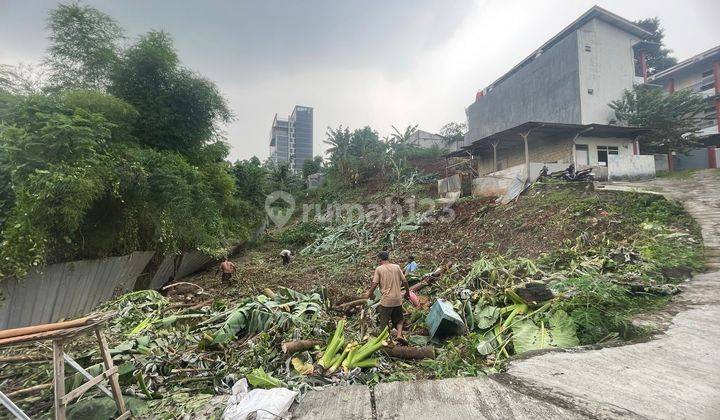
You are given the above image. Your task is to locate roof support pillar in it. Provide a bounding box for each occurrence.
[520,131,530,181]
[491,140,499,172]
[571,127,594,166]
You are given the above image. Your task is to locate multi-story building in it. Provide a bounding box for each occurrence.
[648,45,720,138]
[442,6,660,195]
[465,6,651,143]
[269,105,313,172]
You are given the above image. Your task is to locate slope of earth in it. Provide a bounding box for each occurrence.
[0,180,705,419]
[194,181,702,301]
[293,171,720,419]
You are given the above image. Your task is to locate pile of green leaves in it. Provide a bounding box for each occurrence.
[209,288,324,344]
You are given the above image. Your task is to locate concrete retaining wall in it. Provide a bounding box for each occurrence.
[654,154,670,172]
[0,251,154,329]
[675,149,709,171]
[608,155,655,180]
[437,174,461,198]
[472,162,569,197]
[655,148,719,172]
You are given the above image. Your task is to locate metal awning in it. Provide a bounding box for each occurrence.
[446,122,652,157]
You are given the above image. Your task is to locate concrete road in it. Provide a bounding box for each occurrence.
[293,170,720,419]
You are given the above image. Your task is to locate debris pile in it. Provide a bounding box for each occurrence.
[0,185,705,418]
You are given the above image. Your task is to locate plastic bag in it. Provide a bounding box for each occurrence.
[222,378,298,420]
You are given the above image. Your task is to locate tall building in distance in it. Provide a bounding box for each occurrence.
[269,105,313,172]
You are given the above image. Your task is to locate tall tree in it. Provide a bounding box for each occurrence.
[635,18,677,76]
[610,85,706,154]
[301,155,324,179]
[0,63,45,95]
[109,31,233,155]
[233,157,267,207]
[438,122,467,149]
[44,3,123,90]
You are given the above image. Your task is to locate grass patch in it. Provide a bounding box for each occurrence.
[656,169,696,179]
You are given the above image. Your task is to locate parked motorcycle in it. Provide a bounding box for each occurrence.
[538,164,594,182]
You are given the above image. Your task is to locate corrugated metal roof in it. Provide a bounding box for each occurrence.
[649,44,720,82]
[446,122,651,157]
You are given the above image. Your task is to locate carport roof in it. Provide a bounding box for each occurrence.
[446,122,652,157]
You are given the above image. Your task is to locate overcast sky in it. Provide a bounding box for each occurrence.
[1,0,719,161]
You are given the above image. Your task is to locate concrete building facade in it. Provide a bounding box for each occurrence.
[649,45,720,138]
[409,130,459,150]
[465,6,651,143]
[269,105,314,172]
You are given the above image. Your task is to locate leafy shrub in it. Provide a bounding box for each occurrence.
[277,222,323,248]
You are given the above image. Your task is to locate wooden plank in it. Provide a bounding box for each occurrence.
[52,340,66,420]
[0,316,92,339]
[61,366,117,405]
[64,354,113,398]
[95,328,127,415]
[374,376,584,420]
[293,385,372,420]
[116,410,132,420]
[0,318,107,347]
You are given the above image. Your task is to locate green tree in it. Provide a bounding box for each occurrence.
[266,160,301,191]
[44,3,123,90]
[609,85,706,154]
[0,95,116,277]
[109,31,233,155]
[438,122,467,149]
[301,155,324,179]
[324,125,388,185]
[635,18,677,76]
[0,64,45,95]
[61,90,139,142]
[233,157,267,207]
[390,124,418,145]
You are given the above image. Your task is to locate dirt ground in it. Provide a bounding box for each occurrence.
[186,182,654,306]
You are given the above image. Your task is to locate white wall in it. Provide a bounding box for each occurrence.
[574,136,634,166]
[577,18,640,125]
[608,155,655,180]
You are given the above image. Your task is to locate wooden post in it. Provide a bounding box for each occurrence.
[95,328,127,416]
[53,340,66,420]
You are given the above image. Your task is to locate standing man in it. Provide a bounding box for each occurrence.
[218,257,236,283]
[365,251,410,342]
[280,249,293,266]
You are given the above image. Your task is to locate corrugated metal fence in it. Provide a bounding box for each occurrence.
[0,220,267,329]
[0,251,154,330]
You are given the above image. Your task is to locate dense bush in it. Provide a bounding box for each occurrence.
[0,4,266,279]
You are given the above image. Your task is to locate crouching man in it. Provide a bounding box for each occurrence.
[365,251,410,342]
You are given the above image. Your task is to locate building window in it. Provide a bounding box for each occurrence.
[701,82,714,92]
[585,45,591,52]
[587,88,594,95]
[597,146,619,166]
[702,69,713,78]
[575,144,589,165]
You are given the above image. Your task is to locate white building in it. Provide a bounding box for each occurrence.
[648,45,720,138]
[409,130,460,150]
[465,6,652,144]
